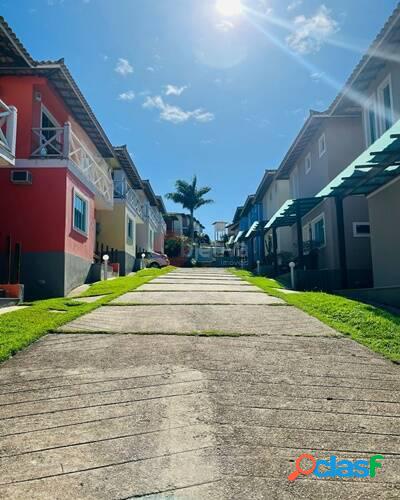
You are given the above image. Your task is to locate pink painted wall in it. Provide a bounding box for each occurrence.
[65,170,96,261]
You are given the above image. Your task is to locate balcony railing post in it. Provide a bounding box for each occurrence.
[6,106,17,157]
[63,122,71,159]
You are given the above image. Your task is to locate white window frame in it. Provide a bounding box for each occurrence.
[377,74,394,136]
[352,222,371,238]
[305,153,312,175]
[127,216,134,242]
[318,133,326,158]
[72,188,89,236]
[363,95,378,147]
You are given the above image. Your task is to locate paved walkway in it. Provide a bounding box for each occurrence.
[0,268,399,499]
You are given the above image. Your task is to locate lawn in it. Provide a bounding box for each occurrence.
[230,268,400,363]
[0,266,174,363]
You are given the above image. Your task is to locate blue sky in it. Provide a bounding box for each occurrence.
[2,0,398,235]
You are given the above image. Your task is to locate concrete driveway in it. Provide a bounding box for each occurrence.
[0,268,399,499]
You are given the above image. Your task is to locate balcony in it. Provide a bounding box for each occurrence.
[31,122,113,208]
[148,205,166,233]
[114,179,144,219]
[0,100,17,166]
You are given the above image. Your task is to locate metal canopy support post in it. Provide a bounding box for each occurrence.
[272,227,278,275]
[296,202,304,270]
[335,196,348,289]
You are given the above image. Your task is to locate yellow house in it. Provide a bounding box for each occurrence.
[97,147,166,274]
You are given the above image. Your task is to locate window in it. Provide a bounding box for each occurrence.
[364,96,378,147]
[307,214,326,248]
[353,222,371,238]
[73,191,88,234]
[127,217,134,242]
[305,153,312,174]
[318,133,326,158]
[378,75,394,134]
[313,217,325,246]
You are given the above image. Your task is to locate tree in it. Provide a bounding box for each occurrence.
[166,176,213,242]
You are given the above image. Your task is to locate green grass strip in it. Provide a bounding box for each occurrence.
[230,268,400,363]
[0,266,175,363]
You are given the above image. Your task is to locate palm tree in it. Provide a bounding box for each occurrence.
[166,176,213,242]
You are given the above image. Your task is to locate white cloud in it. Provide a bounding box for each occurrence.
[143,96,214,124]
[310,71,325,82]
[287,0,302,11]
[147,66,155,72]
[164,84,188,96]
[118,91,135,101]
[216,20,235,32]
[115,58,133,76]
[286,5,339,54]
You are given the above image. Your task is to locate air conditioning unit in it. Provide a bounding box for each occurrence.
[10,170,32,185]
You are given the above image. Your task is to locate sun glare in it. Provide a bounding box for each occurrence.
[216,0,243,17]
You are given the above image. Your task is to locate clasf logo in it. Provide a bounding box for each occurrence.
[288,453,384,481]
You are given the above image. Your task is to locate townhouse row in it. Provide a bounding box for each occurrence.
[0,17,166,300]
[164,212,205,239]
[228,5,400,306]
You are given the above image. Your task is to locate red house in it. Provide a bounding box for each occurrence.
[0,17,115,299]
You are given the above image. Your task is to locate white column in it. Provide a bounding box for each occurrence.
[6,106,17,157]
[63,121,71,159]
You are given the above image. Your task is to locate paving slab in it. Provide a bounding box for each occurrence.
[111,291,286,305]
[150,278,252,285]
[0,333,399,498]
[0,305,28,316]
[154,275,243,281]
[58,304,338,336]
[71,295,107,304]
[137,283,260,292]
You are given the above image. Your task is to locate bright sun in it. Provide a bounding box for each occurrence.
[216,0,243,17]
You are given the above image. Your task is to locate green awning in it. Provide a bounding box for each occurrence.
[318,119,400,198]
[265,197,324,230]
[245,221,259,239]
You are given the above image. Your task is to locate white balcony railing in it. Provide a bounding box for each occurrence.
[0,99,17,165]
[31,122,113,205]
[149,205,167,233]
[114,179,144,219]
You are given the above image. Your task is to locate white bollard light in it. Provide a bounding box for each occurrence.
[141,253,146,270]
[256,260,261,275]
[103,254,109,281]
[289,261,296,290]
